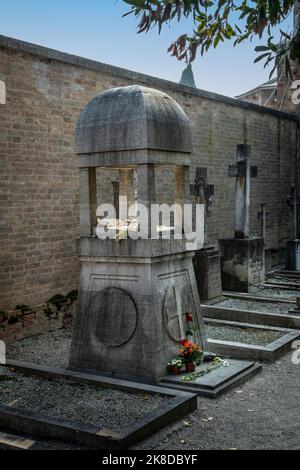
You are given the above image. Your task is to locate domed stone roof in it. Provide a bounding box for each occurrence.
[75,85,191,154]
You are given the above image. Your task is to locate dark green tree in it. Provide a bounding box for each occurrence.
[122,1,299,77]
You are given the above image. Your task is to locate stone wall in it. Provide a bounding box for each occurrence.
[0,304,71,342]
[0,35,299,310]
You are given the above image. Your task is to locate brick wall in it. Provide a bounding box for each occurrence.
[0,304,71,342]
[0,35,299,311]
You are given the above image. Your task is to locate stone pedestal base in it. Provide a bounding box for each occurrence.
[219,237,265,293]
[193,246,223,304]
[287,240,300,271]
[69,239,207,383]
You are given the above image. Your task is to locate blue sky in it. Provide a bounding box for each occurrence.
[0,0,293,97]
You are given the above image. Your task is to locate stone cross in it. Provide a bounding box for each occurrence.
[228,144,257,239]
[190,167,214,206]
[287,185,299,240]
[0,80,5,105]
[190,167,214,245]
[257,203,269,248]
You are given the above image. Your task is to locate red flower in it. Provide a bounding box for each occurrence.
[185,312,193,322]
[180,339,189,347]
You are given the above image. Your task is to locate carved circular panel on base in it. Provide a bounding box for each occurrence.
[92,287,138,347]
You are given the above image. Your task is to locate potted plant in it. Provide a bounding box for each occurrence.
[167,358,183,374]
[179,338,203,372]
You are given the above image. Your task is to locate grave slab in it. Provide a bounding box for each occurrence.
[202,303,300,329]
[0,360,197,449]
[204,318,300,361]
[160,359,261,397]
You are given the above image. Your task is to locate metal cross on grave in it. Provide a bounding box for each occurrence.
[228,144,257,239]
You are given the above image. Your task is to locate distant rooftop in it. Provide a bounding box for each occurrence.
[235,77,277,100]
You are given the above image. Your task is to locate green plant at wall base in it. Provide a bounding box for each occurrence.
[65,290,78,305]
[45,290,78,327]
[14,304,35,327]
[0,311,8,324]
[7,316,18,325]
[43,304,53,321]
[15,304,31,315]
[62,290,78,328]
[46,294,67,317]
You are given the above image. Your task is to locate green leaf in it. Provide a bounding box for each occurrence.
[254,52,270,63]
[254,45,270,52]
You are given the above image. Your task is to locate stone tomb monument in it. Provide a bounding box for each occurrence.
[191,167,223,304]
[69,85,207,383]
[219,145,265,292]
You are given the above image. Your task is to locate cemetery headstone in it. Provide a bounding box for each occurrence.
[191,168,223,303]
[219,145,265,292]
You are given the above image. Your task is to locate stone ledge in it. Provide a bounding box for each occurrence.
[202,304,300,329]
[223,291,296,304]
[205,319,300,361]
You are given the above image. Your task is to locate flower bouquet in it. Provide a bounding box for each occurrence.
[167,358,184,374]
[179,338,203,372]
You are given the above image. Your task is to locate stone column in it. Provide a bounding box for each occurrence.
[174,165,190,236]
[119,169,136,219]
[79,168,97,237]
[136,164,155,237]
[111,181,120,219]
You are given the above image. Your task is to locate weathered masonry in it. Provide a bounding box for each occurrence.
[0,35,299,310]
[69,85,207,382]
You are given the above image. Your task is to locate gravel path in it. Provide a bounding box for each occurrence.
[134,352,300,450]
[6,328,72,367]
[265,276,300,289]
[218,298,295,314]
[249,286,298,299]
[0,366,168,432]
[4,326,300,449]
[205,323,282,345]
